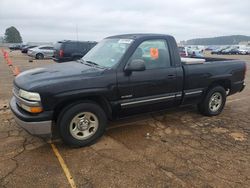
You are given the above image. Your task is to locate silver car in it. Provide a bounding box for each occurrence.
[27,45,54,59]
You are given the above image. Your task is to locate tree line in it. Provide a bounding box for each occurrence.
[2,26,23,43]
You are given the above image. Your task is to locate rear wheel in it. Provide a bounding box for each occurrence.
[72,56,81,60]
[36,53,44,59]
[198,86,226,116]
[58,102,107,147]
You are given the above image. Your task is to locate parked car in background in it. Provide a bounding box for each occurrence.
[229,48,240,55]
[205,46,217,51]
[205,46,212,51]
[178,47,204,58]
[210,48,219,54]
[21,45,37,53]
[221,47,240,55]
[27,45,54,59]
[178,46,187,57]
[238,48,249,55]
[211,47,229,55]
[53,40,97,62]
[9,44,22,50]
[20,45,28,51]
[247,48,250,55]
[187,46,204,53]
[188,50,204,58]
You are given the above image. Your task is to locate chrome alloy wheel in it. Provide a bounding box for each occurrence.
[209,92,222,112]
[69,112,99,140]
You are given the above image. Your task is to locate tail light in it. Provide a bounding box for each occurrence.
[59,50,64,57]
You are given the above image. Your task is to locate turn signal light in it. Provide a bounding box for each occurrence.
[20,103,43,113]
[30,107,43,113]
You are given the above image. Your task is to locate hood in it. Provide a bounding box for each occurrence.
[14,61,104,90]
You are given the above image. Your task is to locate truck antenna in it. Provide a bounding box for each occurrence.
[76,24,79,41]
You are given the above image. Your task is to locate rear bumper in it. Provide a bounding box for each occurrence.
[229,81,245,95]
[10,97,52,137]
[240,83,245,92]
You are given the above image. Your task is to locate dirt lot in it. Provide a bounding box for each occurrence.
[0,49,250,188]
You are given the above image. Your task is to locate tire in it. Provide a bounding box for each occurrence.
[72,56,81,61]
[198,86,226,116]
[58,102,107,147]
[36,53,44,59]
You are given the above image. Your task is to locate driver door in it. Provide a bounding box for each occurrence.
[117,39,178,116]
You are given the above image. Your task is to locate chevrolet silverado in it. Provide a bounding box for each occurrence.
[10,34,246,146]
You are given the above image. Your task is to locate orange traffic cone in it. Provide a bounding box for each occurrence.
[4,52,8,59]
[13,66,20,76]
[7,58,12,66]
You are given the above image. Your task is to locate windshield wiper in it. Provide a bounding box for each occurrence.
[83,60,106,69]
[77,59,106,69]
[77,59,85,64]
[85,60,99,66]
[86,61,106,69]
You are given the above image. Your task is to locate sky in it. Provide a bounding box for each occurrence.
[0,0,250,43]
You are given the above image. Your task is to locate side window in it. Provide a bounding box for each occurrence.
[44,47,53,50]
[129,39,171,69]
[40,46,53,50]
[65,43,77,51]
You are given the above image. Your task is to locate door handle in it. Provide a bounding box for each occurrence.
[167,74,176,79]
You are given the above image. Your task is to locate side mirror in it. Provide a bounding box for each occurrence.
[125,59,146,72]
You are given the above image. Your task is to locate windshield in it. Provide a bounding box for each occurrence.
[82,38,133,68]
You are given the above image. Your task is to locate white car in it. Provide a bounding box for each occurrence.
[238,48,249,55]
[28,45,54,59]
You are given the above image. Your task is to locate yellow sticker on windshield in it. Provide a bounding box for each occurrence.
[150,48,159,59]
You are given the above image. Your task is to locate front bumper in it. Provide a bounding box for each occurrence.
[10,97,52,137]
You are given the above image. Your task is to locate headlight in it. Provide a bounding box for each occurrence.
[19,89,41,101]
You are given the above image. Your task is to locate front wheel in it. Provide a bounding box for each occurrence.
[198,86,226,116]
[36,53,44,59]
[58,102,107,147]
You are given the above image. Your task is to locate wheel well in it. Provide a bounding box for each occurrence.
[53,96,112,122]
[198,80,230,105]
[208,80,231,91]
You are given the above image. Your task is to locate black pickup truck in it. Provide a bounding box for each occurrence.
[10,34,246,147]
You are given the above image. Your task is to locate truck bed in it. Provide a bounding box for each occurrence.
[181,57,233,65]
[182,58,245,96]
